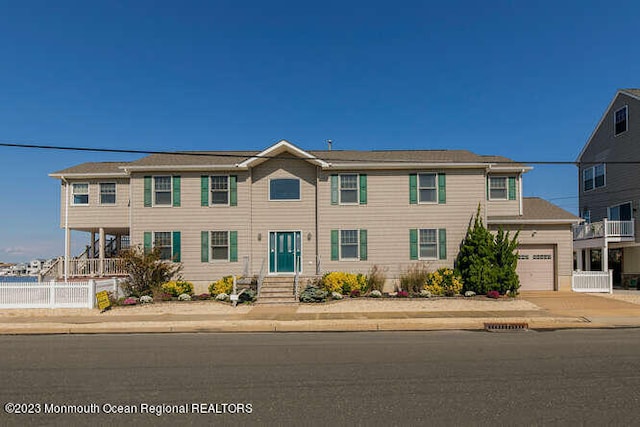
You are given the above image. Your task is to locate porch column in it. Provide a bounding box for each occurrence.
[602,242,609,272]
[64,226,71,281]
[99,228,105,276]
[576,250,583,271]
[90,231,96,258]
[585,249,591,271]
[115,235,122,254]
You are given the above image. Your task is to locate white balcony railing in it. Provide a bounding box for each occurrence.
[573,219,634,241]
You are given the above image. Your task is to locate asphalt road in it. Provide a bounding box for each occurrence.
[1,330,640,426]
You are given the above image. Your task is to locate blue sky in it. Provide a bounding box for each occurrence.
[0,0,638,263]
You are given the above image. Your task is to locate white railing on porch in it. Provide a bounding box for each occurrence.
[66,258,126,278]
[572,270,613,293]
[573,219,634,241]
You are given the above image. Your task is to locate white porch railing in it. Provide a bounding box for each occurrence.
[572,270,613,293]
[66,258,126,278]
[0,280,96,309]
[573,219,634,241]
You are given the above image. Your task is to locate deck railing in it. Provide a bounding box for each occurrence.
[573,219,634,241]
[572,270,613,293]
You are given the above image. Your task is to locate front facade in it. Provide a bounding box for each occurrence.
[51,140,577,292]
[575,89,640,286]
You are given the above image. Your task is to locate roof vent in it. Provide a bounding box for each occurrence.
[327,139,332,151]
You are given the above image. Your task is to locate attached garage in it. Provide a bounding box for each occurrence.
[516,245,555,291]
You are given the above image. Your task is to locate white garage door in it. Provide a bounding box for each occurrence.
[517,245,555,291]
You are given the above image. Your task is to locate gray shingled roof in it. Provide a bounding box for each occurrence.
[488,197,579,223]
[50,162,130,176]
[622,88,640,98]
[50,146,527,176]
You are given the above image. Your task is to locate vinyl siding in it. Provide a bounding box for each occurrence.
[130,171,251,284]
[579,93,640,243]
[249,154,317,276]
[59,179,129,230]
[486,174,521,217]
[317,169,487,279]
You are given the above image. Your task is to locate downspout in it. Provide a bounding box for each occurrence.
[519,169,525,216]
[62,176,69,281]
[125,168,132,247]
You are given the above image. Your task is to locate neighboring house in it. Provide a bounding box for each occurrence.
[574,89,640,286]
[50,140,578,292]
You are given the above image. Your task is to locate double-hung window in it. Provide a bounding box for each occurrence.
[340,230,359,260]
[583,164,605,192]
[100,183,116,205]
[418,173,437,203]
[211,231,229,261]
[340,174,358,204]
[154,232,173,260]
[154,176,172,205]
[211,176,229,205]
[72,183,89,205]
[615,106,628,136]
[489,177,508,200]
[419,229,438,259]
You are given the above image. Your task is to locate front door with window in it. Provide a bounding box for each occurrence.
[269,231,301,274]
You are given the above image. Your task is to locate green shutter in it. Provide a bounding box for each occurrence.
[230,175,238,206]
[201,231,209,262]
[409,174,417,204]
[172,176,181,207]
[229,231,238,262]
[508,176,516,200]
[359,229,368,261]
[144,176,152,207]
[331,230,339,260]
[409,229,418,260]
[438,228,447,260]
[143,232,152,254]
[172,231,181,262]
[438,173,446,204]
[359,174,367,205]
[201,176,209,206]
[330,175,339,205]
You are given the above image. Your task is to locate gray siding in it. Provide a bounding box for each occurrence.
[580,93,640,235]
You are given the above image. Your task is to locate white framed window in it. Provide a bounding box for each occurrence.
[583,164,605,192]
[419,229,438,259]
[211,231,229,261]
[269,178,300,201]
[100,183,116,205]
[581,208,591,224]
[211,176,229,205]
[339,174,358,204]
[608,202,632,221]
[72,183,89,205]
[418,173,437,203]
[154,232,172,261]
[489,177,507,200]
[615,105,628,136]
[340,229,359,260]
[154,176,172,206]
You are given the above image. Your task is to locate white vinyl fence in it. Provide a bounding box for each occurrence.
[572,270,613,293]
[0,278,124,309]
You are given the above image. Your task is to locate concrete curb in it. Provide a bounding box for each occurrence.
[0,315,600,335]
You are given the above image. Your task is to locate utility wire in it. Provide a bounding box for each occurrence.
[0,141,629,165]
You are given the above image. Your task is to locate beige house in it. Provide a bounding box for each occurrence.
[50,140,578,295]
[574,89,640,287]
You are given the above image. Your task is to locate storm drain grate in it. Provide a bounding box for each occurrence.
[484,322,529,332]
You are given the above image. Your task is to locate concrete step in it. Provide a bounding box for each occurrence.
[258,296,298,304]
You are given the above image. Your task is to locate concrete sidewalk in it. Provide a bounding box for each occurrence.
[1,291,640,334]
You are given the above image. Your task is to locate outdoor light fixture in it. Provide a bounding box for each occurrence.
[307,232,312,241]
[257,233,262,241]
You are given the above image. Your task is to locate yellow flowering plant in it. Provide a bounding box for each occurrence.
[322,272,367,295]
[424,268,463,296]
[161,280,194,297]
[208,276,234,296]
